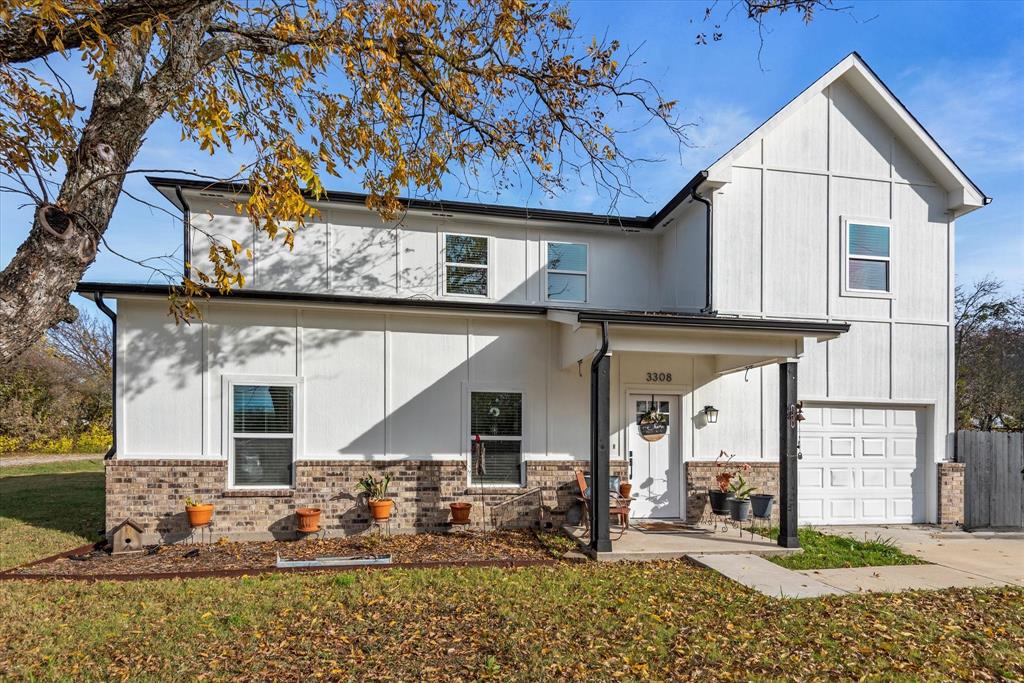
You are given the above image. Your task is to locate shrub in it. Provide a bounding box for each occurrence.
[75,424,113,453]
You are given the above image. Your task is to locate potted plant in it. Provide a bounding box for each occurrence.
[356,473,394,521]
[728,475,757,522]
[296,507,322,533]
[450,501,472,524]
[749,493,774,519]
[184,497,214,527]
[709,451,736,515]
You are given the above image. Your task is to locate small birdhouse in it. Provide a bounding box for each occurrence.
[110,519,144,555]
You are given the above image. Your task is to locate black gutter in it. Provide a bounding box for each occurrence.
[589,321,611,553]
[75,282,551,317]
[75,281,851,335]
[646,170,708,229]
[92,292,117,460]
[690,186,714,314]
[577,311,850,335]
[174,184,192,280]
[148,177,653,230]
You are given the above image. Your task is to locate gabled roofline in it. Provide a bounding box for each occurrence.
[148,176,655,230]
[706,52,989,214]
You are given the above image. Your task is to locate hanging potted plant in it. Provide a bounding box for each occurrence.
[709,451,736,515]
[184,497,214,527]
[450,501,472,524]
[749,492,774,519]
[356,473,394,522]
[728,475,757,522]
[295,507,322,533]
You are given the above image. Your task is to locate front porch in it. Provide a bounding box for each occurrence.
[563,523,800,562]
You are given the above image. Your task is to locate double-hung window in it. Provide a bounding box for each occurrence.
[843,218,892,296]
[469,391,523,486]
[229,382,298,488]
[545,242,588,302]
[444,233,490,297]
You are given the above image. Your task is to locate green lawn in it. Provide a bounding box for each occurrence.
[0,459,105,570]
[0,461,1021,681]
[755,527,926,570]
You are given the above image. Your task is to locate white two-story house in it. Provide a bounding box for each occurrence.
[80,53,987,546]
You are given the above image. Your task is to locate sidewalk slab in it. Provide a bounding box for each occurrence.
[687,553,848,599]
[799,564,1009,593]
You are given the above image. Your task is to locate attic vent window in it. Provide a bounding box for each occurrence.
[842,217,893,298]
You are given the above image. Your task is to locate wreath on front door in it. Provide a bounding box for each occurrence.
[638,406,669,442]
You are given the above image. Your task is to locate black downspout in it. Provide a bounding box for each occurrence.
[94,292,116,460]
[690,187,714,315]
[174,184,192,281]
[589,321,612,553]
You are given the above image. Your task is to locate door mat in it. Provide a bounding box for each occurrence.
[632,520,705,533]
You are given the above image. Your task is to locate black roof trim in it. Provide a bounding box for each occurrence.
[576,310,850,335]
[147,177,659,230]
[76,282,849,335]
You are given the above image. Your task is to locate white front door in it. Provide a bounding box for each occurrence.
[628,394,681,519]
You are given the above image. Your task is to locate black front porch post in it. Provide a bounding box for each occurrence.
[779,361,800,548]
[590,322,612,553]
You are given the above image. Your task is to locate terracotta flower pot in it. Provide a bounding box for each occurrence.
[450,502,472,524]
[296,507,322,533]
[185,503,214,528]
[368,499,394,521]
[619,483,633,499]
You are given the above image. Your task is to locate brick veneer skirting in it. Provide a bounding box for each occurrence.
[106,459,626,543]
[937,461,965,527]
[684,461,780,524]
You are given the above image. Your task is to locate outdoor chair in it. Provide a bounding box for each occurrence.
[574,470,631,538]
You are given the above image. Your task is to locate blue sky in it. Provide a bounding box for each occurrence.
[1,0,1021,303]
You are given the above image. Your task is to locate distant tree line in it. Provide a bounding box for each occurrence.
[0,309,112,453]
[955,277,1024,432]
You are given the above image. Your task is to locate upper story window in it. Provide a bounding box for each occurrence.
[444,233,490,297]
[545,242,588,302]
[843,218,892,297]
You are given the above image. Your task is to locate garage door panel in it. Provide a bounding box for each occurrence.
[800,466,824,488]
[829,438,855,458]
[799,403,923,525]
[862,438,886,458]
[861,468,886,488]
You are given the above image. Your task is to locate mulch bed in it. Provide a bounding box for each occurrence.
[4,530,565,580]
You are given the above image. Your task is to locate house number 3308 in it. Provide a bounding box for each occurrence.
[646,372,672,382]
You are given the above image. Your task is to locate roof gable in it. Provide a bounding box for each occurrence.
[706,53,988,216]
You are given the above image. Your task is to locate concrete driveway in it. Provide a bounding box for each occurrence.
[819,525,1024,587]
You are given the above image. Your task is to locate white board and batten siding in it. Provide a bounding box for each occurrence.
[706,74,956,522]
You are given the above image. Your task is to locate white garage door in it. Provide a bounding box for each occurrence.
[798,404,924,525]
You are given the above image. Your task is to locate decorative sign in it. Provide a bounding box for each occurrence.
[638,409,669,442]
[645,372,673,383]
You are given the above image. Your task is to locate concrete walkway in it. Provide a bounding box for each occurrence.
[799,563,1008,593]
[687,553,848,599]
[818,525,1024,587]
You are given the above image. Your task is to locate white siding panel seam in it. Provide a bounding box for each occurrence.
[201,313,208,457]
[732,164,939,189]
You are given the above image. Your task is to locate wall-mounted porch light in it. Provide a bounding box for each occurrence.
[703,405,719,424]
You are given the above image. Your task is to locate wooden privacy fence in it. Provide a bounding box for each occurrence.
[958,431,1024,529]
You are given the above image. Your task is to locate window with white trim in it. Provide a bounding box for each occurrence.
[545,242,588,302]
[231,384,295,487]
[444,234,489,296]
[469,391,523,486]
[844,219,892,295]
